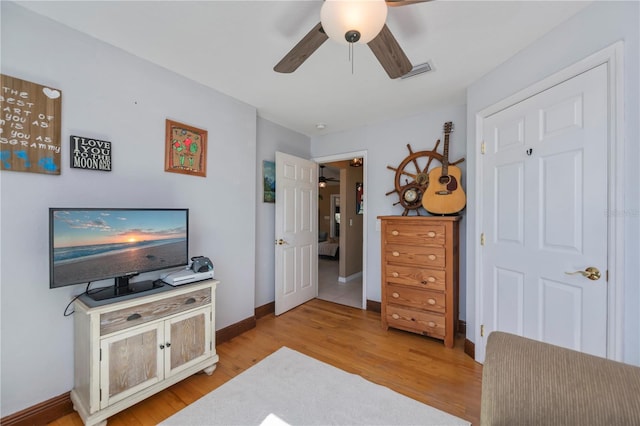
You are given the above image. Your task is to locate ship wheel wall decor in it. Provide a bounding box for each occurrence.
[387,141,464,216]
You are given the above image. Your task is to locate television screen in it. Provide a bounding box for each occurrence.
[50,208,189,289]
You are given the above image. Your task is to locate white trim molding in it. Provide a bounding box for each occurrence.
[313,150,368,310]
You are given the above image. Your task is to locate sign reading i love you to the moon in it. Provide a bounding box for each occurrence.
[0,74,62,175]
[70,135,112,171]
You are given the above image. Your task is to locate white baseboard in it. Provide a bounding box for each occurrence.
[338,271,362,283]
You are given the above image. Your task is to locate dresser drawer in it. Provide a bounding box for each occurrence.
[385,245,445,268]
[386,285,445,313]
[385,265,446,291]
[100,288,211,336]
[384,223,445,246]
[385,305,445,338]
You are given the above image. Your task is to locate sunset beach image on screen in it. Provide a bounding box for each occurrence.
[49,208,188,288]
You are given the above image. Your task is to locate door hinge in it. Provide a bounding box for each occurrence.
[99,348,102,362]
[480,324,485,337]
[480,233,485,246]
[481,141,486,155]
[606,270,609,282]
[99,388,102,401]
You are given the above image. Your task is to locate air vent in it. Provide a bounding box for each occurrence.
[401,61,433,80]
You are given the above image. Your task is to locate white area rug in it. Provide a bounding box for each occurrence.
[161,347,469,426]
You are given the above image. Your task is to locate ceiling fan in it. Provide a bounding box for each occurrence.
[274,0,430,79]
[319,164,340,187]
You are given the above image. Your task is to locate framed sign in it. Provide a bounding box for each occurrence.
[0,74,62,175]
[70,135,112,171]
[164,119,207,177]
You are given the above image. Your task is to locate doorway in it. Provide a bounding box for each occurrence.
[315,152,367,309]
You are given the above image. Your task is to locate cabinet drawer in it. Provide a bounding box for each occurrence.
[100,288,211,336]
[385,245,445,268]
[385,305,445,338]
[386,285,445,313]
[385,265,446,291]
[384,223,445,246]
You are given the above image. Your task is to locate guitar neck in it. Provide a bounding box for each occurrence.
[442,133,450,176]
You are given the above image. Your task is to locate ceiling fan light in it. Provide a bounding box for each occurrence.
[319,165,328,188]
[321,0,388,45]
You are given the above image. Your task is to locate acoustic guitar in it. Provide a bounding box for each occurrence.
[422,122,466,215]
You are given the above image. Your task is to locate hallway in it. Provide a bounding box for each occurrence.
[317,258,362,309]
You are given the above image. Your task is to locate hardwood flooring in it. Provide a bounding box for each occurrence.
[50,298,483,426]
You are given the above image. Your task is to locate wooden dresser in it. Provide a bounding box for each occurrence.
[379,216,461,348]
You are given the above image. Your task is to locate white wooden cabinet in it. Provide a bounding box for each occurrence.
[71,280,219,426]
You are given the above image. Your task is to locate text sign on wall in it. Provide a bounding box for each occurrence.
[70,135,112,171]
[0,74,62,175]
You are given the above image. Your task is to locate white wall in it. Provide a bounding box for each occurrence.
[0,3,258,416]
[465,1,640,365]
[311,105,467,312]
[255,118,310,307]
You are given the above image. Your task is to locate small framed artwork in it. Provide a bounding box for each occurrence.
[263,160,276,203]
[356,182,364,215]
[165,119,207,177]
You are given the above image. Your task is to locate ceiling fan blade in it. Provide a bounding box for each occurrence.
[367,24,413,79]
[274,22,328,73]
[385,0,432,7]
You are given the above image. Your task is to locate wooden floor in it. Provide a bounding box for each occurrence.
[50,298,483,426]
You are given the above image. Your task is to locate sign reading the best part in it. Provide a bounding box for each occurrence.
[0,74,62,175]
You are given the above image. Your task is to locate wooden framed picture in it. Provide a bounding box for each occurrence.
[356,182,364,214]
[165,119,207,177]
[263,160,276,203]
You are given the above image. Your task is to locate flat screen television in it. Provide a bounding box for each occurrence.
[49,208,189,301]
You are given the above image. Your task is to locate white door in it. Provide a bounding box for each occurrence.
[480,63,608,358]
[275,152,318,315]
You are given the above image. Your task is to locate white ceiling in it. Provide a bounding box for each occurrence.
[15,1,591,137]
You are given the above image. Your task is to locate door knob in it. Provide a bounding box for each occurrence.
[565,266,601,281]
[275,239,288,245]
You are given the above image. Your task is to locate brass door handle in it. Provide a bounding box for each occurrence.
[275,239,288,245]
[565,266,601,281]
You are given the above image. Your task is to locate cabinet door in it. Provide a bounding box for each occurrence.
[100,321,164,409]
[165,306,212,377]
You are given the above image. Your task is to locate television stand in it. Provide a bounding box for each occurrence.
[71,279,219,426]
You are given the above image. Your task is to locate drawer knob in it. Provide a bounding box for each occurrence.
[428,298,436,305]
[428,276,436,283]
[428,321,436,328]
[127,313,142,321]
[185,297,196,305]
[427,231,436,238]
[428,254,437,261]
[392,313,400,320]
[392,292,400,298]
[392,272,399,278]
[392,251,400,257]
[392,230,399,236]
